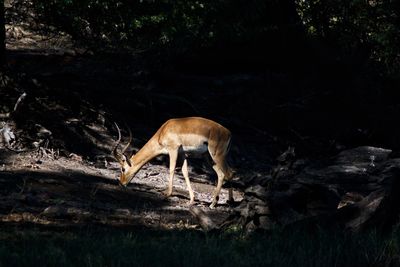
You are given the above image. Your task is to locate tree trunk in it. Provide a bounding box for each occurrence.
[0,0,5,67]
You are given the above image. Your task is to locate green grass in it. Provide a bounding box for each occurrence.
[0,226,399,267]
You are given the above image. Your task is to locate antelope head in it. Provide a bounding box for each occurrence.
[112,123,133,186]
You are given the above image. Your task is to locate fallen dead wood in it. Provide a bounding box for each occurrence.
[189,205,218,232]
[0,122,27,152]
[227,146,400,233]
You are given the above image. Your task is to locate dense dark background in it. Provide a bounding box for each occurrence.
[0,0,400,169]
[13,0,399,150]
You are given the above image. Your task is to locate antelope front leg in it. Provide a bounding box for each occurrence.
[182,158,195,205]
[164,149,178,198]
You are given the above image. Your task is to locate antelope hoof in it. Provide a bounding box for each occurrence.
[163,189,172,198]
[209,201,217,209]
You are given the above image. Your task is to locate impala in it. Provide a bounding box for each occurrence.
[112,117,234,208]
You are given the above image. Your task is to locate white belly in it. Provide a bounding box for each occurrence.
[182,143,208,154]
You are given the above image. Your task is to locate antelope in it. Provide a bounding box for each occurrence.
[112,117,234,209]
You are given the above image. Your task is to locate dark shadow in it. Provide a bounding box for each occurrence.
[0,168,186,228]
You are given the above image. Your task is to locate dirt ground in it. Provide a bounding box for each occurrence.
[0,147,244,229]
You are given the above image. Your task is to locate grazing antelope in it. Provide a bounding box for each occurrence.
[112,117,233,208]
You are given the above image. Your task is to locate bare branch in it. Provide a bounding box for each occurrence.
[0,92,27,118]
[13,92,27,113]
[0,112,11,119]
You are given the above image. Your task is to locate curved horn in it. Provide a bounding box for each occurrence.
[112,122,123,163]
[121,125,132,155]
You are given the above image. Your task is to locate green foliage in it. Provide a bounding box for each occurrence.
[31,0,283,52]
[1,227,400,266]
[33,0,166,48]
[296,0,400,75]
[30,0,400,75]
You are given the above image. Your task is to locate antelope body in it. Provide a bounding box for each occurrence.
[113,117,233,208]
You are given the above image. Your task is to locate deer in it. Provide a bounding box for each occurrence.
[112,117,234,209]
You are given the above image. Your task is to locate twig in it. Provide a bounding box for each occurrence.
[13,92,27,113]
[0,92,27,119]
[5,145,27,153]
[0,113,10,119]
[90,184,100,199]
[289,128,309,141]
[17,178,27,194]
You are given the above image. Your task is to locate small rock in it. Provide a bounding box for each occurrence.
[254,204,270,215]
[69,153,83,162]
[258,215,272,230]
[114,208,132,217]
[245,220,257,233]
[67,208,91,217]
[240,202,256,219]
[42,206,66,217]
[245,185,267,199]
